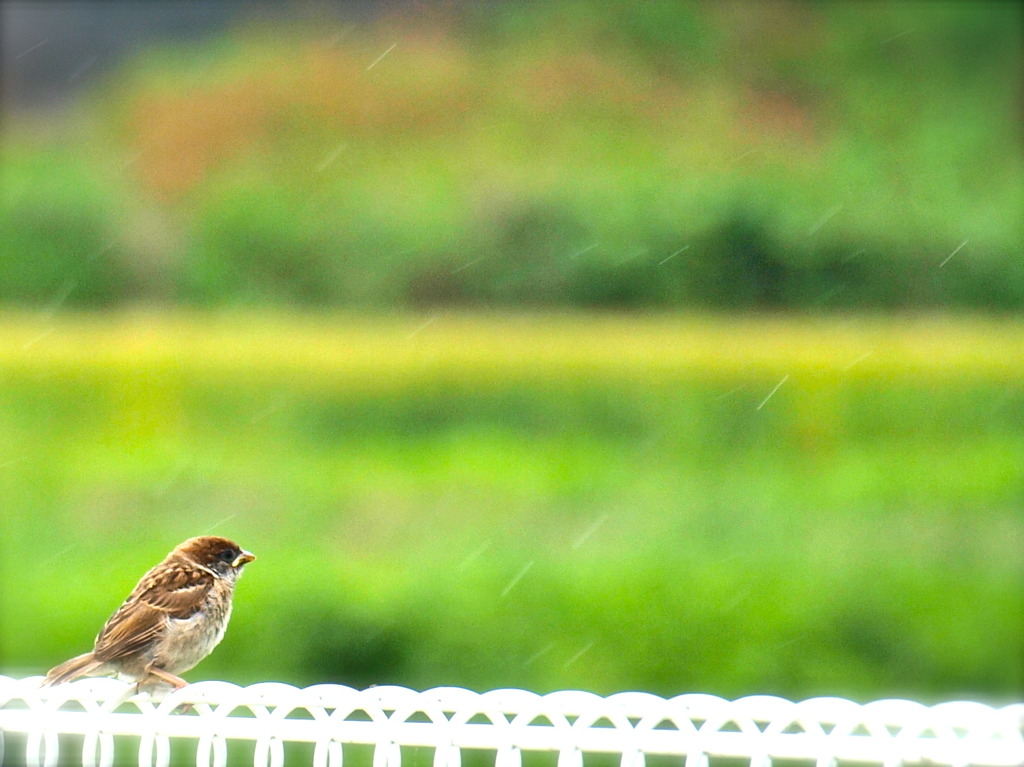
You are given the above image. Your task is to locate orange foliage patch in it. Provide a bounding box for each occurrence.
[126,32,475,201]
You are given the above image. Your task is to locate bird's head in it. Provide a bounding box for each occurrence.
[175,536,256,578]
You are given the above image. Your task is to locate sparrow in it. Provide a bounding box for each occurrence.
[43,536,255,691]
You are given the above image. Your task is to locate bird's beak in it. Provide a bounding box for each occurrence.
[232,550,256,568]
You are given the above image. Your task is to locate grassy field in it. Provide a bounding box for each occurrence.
[1,310,1021,382]
[2,312,1021,702]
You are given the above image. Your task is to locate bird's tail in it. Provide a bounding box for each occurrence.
[43,652,103,686]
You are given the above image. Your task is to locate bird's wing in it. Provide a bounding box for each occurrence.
[93,564,214,662]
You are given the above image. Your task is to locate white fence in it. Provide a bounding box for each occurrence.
[0,675,1021,767]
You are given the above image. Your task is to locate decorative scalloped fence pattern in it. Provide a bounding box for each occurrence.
[0,675,1021,767]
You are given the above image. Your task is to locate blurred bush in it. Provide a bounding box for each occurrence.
[1,1,1021,310]
[0,149,138,305]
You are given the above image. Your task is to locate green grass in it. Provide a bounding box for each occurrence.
[2,312,1021,702]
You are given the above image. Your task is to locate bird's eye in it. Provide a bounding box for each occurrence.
[219,549,236,563]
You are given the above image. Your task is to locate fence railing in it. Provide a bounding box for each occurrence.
[0,675,1021,767]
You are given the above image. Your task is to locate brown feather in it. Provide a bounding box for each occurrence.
[136,568,214,616]
[93,563,214,662]
[92,603,166,662]
[43,652,103,686]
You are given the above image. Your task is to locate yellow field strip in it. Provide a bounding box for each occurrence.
[0,311,1020,386]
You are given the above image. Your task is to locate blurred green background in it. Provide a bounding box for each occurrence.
[1,0,1022,706]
